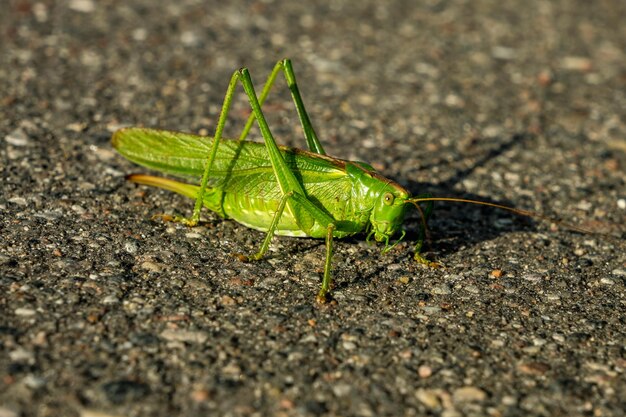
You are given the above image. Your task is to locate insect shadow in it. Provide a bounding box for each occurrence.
[404,132,539,253]
[333,133,541,287]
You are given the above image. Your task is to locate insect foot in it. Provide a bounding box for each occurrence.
[316,289,335,305]
[233,252,265,263]
[233,253,251,262]
[414,253,442,268]
[236,254,247,262]
[151,213,199,227]
[151,213,175,222]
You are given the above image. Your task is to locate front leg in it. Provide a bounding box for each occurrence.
[411,193,440,267]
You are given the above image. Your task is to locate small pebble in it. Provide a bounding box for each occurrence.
[523,273,542,282]
[124,241,138,254]
[101,295,119,305]
[8,197,27,206]
[15,308,36,316]
[160,329,208,344]
[453,386,487,403]
[397,276,410,284]
[140,261,164,273]
[418,365,433,378]
[190,389,210,403]
[68,0,95,13]
[415,389,440,409]
[546,293,561,302]
[180,31,199,47]
[9,348,34,363]
[342,341,357,350]
[576,200,592,211]
[4,128,30,146]
[492,46,516,60]
[32,331,47,346]
[71,205,86,215]
[332,383,352,397]
[421,306,441,314]
[432,286,451,295]
[299,334,317,343]
[23,375,46,389]
[491,339,505,348]
[491,269,503,278]
[552,333,565,343]
[220,295,237,306]
[560,56,592,71]
[517,362,550,375]
[0,407,19,417]
[502,395,518,406]
[464,285,480,294]
[66,122,88,132]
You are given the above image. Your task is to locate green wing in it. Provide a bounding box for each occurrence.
[112,127,351,205]
[112,128,216,178]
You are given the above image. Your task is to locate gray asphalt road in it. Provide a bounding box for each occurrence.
[1,1,625,416]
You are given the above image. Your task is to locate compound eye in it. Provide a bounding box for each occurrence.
[383,192,394,205]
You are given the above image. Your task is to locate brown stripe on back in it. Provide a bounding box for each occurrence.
[290,147,347,169]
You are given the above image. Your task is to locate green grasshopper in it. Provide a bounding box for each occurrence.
[112,59,567,303]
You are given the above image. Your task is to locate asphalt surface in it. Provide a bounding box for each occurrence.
[1,1,625,416]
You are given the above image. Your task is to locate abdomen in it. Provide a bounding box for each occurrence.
[220,191,362,239]
[222,193,309,237]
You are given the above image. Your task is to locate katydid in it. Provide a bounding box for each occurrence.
[112,58,583,303]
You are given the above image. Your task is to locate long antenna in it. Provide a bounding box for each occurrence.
[406,197,594,234]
